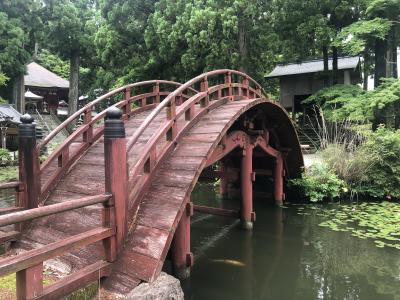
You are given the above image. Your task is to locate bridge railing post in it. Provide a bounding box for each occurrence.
[18,114,40,209]
[103,107,128,257]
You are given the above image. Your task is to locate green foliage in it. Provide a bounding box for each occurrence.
[355,127,400,198]
[305,79,400,123]
[0,73,8,87]
[0,149,12,166]
[0,166,18,182]
[334,18,392,55]
[0,1,43,78]
[319,127,400,199]
[291,163,346,202]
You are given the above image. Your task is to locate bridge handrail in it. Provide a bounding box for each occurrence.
[126,69,265,151]
[38,80,194,151]
[0,193,111,227]
[38,80,197,203]
[0,181,21,190]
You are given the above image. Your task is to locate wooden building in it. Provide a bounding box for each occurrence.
[23,62,69,114]
[265,56,361,119]
[0,104,22,150]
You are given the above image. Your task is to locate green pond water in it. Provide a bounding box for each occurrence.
[181,183,400,300]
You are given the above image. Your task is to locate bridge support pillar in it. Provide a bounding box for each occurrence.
[219,159,229,197]
[241,145,254,230]
[172,202,193,280]
[18,114,40,209]
[104,107,128,256]
[274,154,284,206]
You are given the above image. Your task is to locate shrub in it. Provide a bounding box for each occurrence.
[291,163,346,202]
[319,127,400,199]
[354,127,400,198]
[0,148,11,166]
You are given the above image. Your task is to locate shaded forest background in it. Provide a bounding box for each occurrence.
[0,0,399,116]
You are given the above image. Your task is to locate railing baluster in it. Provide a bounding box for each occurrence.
[224,72,232,99]
[200,77,209,107]
[185,105,195,121]
[124,87,131,117]
[166,98,177,141]
[242,76,249,99]
[19,115,40,209]
[153,82,160,104]
[82,109,93,143]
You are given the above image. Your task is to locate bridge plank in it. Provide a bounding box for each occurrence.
[126,225,169,260]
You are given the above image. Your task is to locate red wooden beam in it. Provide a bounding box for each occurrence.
[0,194,110,227]
[193,205,239,218]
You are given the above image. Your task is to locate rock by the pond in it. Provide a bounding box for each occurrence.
[126,272,184,300]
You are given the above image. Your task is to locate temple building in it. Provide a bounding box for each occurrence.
[23,62,69,114]
[265,56,361,120]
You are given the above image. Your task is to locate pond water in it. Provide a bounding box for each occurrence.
[182,183,400,300]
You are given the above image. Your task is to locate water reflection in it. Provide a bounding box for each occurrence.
[183,183,400,300]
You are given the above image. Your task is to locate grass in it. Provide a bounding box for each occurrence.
[0,166,18,183]
[0,273,100,300]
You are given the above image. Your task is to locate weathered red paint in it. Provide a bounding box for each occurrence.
[219,159,228,196]
[16,263,43,300]
[274,154,284,205]
[104,135,128,252]
[241,145,254,230]
[172,201,193,279]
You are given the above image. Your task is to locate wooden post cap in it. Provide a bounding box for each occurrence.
[19,114,36,138]
[105,107,125,138]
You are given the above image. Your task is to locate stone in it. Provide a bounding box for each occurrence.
[126,272,184,300]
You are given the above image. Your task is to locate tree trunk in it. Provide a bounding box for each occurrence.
[12,74,25,113]
[238,20,248,73]
[68,51,80,124]
[390,27,397,78]
[332,46,338,85]
[374,38,387,88]
[323,46,329,87]
[363,49,369,90]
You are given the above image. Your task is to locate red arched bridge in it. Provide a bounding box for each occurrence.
[0,70,303,299]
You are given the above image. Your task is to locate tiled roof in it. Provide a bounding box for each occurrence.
[24,62,69,89]
[0,104,22,124]
[265,56,360,78]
